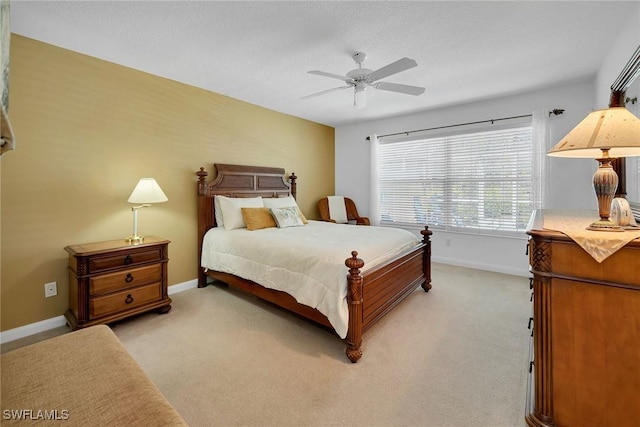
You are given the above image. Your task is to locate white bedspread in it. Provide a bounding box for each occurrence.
[201,221,420,338]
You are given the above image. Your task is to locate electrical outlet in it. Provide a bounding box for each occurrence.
[445,238,451,247]
[44,282,57,298]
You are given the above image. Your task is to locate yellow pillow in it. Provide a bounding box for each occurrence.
[241,207,277,231]
[297,208,309,224]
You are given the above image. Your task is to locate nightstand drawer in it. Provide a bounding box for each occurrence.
[90,264,162,296]
[90,282,162,318]
[89,247,163,274]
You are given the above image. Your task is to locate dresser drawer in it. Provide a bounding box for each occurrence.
[90,264,162,296]
[90,282,162,318]
[89,247,163,274]
[551,240,640,288]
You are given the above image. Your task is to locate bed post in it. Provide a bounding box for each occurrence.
[197,167,208,196]
[289,172,297,199]
[420,226,433,292]
[197,167,209,288]
[345,251,365,363]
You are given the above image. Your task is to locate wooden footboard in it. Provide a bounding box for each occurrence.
[344,227,432,363]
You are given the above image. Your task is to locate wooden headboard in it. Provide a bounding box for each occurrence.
[197,163,296,200]
[196,164,297,286]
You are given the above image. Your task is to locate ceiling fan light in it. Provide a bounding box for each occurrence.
[355,87,366,109]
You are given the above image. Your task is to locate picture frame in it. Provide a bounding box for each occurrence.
[0,0,9,112]
[0,0,14,155]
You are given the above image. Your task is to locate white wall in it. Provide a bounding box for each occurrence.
[595,4,640,108]
[335,80,596,277]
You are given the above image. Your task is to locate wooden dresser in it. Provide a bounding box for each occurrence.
[64,236,171,329]
[525,210,640,427]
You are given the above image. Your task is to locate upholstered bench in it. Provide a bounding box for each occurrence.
[1,325,187,426]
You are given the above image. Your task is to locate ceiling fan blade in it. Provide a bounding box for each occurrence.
[301,85,352,100]
[375,82,425,96]
[308,70,354,83]
[368,57,418,82]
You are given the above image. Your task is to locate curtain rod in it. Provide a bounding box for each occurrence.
[365,113,540,141]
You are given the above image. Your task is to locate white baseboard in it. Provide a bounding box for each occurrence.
[0,315,68,344]
[0,279,199,344]
[168,279,198,295]
[432,256,530,278]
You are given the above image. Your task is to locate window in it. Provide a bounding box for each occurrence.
[377,123,537,234]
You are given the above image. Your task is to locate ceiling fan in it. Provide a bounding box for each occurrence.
[302,52,425,109]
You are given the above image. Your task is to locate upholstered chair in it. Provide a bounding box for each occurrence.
[317,196,370,225]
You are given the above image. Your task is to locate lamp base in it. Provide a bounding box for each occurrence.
[587,219,623,232]
[126,235,145,244]
[589,153,623,232]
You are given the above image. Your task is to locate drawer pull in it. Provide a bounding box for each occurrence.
[125,294,134,304]
[528,317,533,329]
[124,255,133,265]
[125,273,134,283]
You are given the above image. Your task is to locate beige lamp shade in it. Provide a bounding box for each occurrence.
[128,178,168,204]
[547,106,640,231]
[548,107,640,158]
[125,178,167,243]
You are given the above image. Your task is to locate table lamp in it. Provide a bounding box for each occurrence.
[126,178,168,243]
[548,105,640,231]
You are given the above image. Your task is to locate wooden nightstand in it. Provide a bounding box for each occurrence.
[64,236,171,330]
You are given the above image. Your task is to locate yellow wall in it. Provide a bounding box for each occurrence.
[1,35,335,331]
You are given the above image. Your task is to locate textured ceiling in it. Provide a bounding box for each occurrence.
[9,1,638,127]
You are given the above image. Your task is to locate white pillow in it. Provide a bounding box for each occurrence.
[263,196,308,224]
[217,196,264,230]
[214,196,225,228]
[262,195,297,209]
[270,207,304,228]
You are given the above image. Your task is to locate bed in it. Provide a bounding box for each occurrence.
[196,163,432,363]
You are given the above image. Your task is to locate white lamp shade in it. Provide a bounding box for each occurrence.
[548,107,640,158]
[128,178,168,204]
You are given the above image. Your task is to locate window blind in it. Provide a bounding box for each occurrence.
[377,125,535,234]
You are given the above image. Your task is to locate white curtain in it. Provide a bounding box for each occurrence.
[532,109,549,209]
[369,134,380,225]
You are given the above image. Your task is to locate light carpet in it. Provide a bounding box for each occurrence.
[4,263,532,426]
